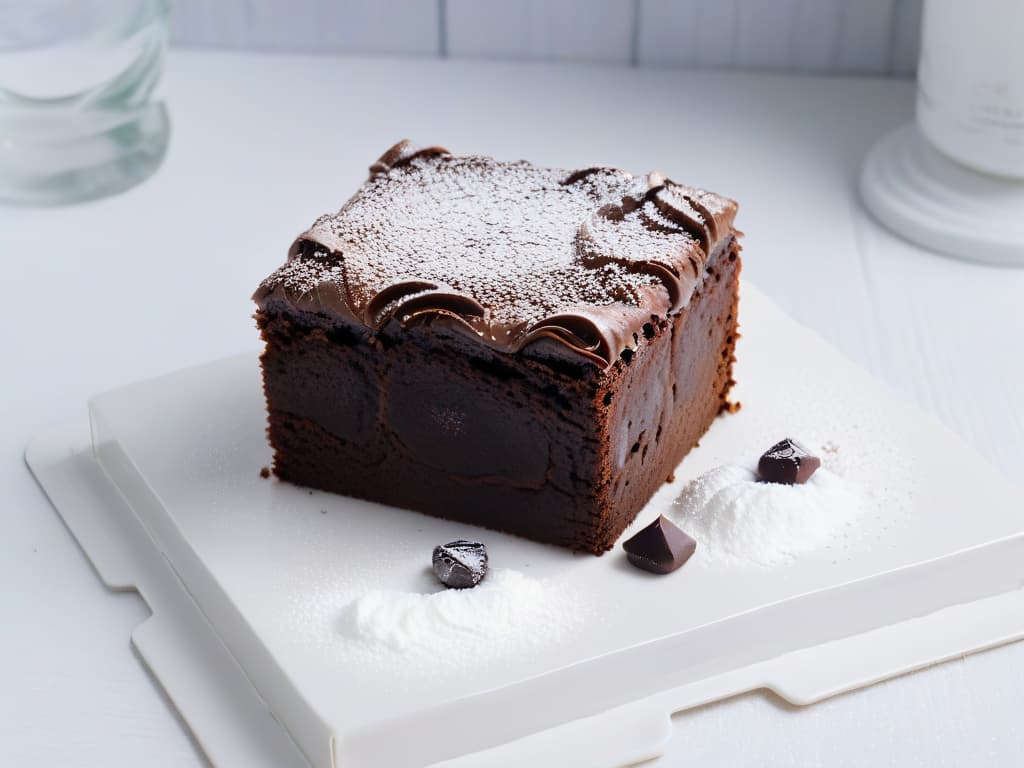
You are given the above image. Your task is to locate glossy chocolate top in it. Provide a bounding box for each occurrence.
[254,141,738,368]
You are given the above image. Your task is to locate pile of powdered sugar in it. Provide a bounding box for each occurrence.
[669,462,868,567]
[336,569,582,670]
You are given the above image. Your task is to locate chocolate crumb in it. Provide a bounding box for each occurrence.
[259,466,271,479]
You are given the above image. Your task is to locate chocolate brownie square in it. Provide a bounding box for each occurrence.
[254,141,740,554]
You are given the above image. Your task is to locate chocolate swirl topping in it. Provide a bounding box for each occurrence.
[254,141,738,369]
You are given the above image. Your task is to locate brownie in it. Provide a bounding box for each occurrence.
[254,141,741,555]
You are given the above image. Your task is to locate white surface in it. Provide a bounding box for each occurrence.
[24,419,310,768]
[168,0,923,75]
[2,49,1023,767]
[861,124,1024,266]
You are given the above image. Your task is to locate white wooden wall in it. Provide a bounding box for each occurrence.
[169,0,923,76]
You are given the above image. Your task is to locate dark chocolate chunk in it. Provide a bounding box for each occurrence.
[622,515,696,575]
[432,540,488,589]
[758,438,821,485]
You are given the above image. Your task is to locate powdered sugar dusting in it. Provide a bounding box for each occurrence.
[255,144,738,367]
[263,253,344,294]
[334,569,583,672]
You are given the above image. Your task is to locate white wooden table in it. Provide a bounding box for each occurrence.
[2,50,1022,767]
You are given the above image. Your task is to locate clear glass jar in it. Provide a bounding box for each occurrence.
[0,0,170,205]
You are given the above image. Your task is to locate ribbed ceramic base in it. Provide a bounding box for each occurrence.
[860,124,1024,268]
